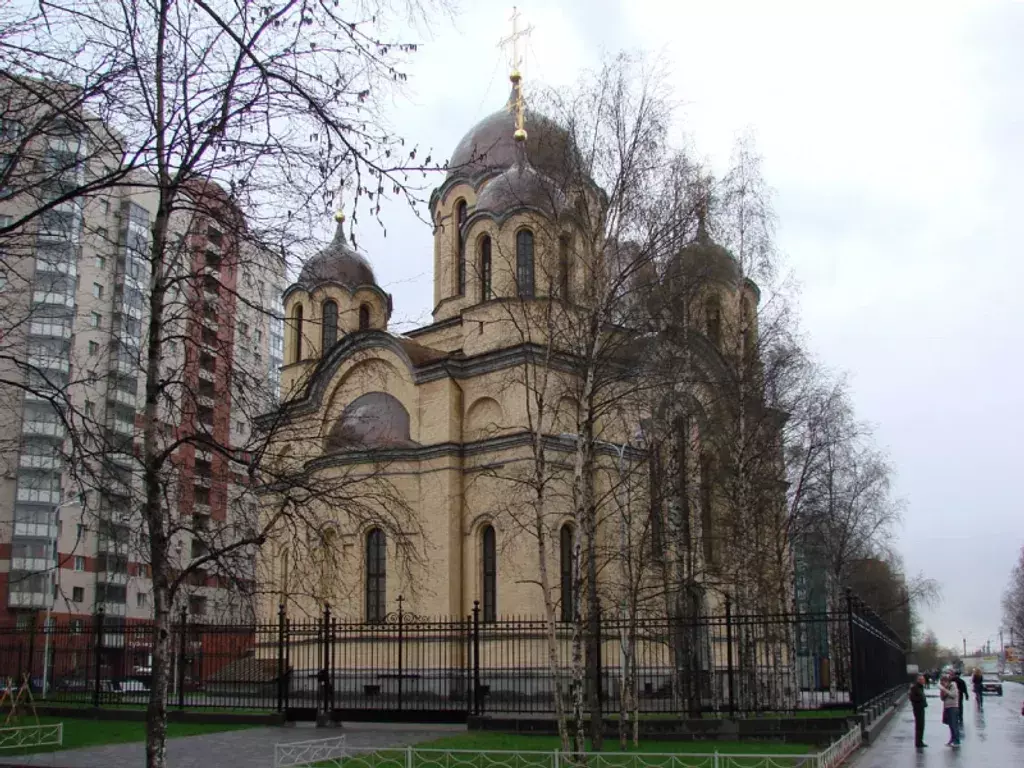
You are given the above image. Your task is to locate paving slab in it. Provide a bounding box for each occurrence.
[850,681,1024,767]
[0,721,465,768]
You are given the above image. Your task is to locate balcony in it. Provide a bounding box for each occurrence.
[23,389,58,403]
[197,395,215,409]
[198,366,215,382]
[97,571,129,586]
[27,355,70,374]
[35,258,77,278]
[193,501,211,516]
[16,487,61,505]
[107,389,136,408]
[110,452,134,468]
[97,539,129,555]
[28,320,72,339]
[11,557,51,572]
[115,358,135,376]
[8,592,51,609]
[14,522,58,539]
[22,420,64,438]
[193,474,211,489]
[99,602,127,617]
[99,632,126,648]
[19,453,61,471]
[32,291,75,309]
[110,418,134,436]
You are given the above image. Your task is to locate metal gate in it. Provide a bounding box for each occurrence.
[280,599,474,723]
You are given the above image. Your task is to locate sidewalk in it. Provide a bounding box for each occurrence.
[848,682,1024,767]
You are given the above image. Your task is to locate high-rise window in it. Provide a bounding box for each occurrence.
[481,525,497,623]
[321,300,338,351]
[516,229,534,298]
[365,528,386,623]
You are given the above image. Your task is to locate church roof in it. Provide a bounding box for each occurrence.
[475,160,570,219]
[297,219,377,289]
[447,89,578,183]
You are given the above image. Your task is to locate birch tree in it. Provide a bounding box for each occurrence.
[0,2,442,765]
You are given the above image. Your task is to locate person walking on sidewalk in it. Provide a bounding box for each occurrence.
[939,674,961,747]
[909,674,928,748]
[971,668,984,709]
[953,669,969,726]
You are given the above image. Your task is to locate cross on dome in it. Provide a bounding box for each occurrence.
[498,7,533,143]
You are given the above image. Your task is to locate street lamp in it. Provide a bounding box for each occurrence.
[41,494,82,698]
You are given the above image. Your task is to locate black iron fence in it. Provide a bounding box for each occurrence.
[0,591,904,721]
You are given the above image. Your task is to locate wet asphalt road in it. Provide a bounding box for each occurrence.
[851,680,1024,767]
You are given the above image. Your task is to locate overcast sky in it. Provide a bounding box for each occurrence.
[338,0,1023,653]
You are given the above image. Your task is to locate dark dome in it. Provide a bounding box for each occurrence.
[476,161,570,218]
[325,392,415,451]
[448,91,577,182]
[298,221,377,288]
[669,225,742,287]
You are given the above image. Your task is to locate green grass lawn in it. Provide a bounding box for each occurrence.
[1004,675,1024,684]
[0,716,255,756]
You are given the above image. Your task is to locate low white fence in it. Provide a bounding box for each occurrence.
[273,744,832,768]
[814,726,861,768]
[0,722,64,751]
[274,735,347,768]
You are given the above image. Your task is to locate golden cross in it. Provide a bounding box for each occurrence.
[497,7,533,141]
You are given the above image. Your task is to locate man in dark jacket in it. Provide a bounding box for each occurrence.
[953,670,969,726]
[909,674,928,748]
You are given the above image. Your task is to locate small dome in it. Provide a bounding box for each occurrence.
[448,90,578,182]
[476,162,570,218]
[298,221,377,288]
[669,225,742,287]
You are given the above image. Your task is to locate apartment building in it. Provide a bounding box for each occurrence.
[0,78,285,631]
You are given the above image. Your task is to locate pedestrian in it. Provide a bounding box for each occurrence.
[971,667,984,709]
[939,674,961,747]
[909,673,928,748]
[953,669,969,726]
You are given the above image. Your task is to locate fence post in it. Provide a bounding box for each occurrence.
[92,607,104,707]
[276,603,287,713]
[553,749,559,768]
[405,745,413,768]
[725,595,735,715]
[472,600,481,716]
[320,603,331,717]
[26,614,37,687]
[177,606,187,710]
[397,595,404,713]
[846,589,858,712]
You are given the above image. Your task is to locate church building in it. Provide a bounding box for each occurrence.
[260,68,773,625]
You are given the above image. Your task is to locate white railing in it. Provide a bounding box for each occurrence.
[275,735,347,767]
[0,722,63,751]
[22,419,64,437]
[273,745,822,768]
[19,453,61,470]
[8,591,51,608]
[815,725,861,768]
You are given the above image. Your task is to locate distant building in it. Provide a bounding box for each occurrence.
[0,76,286,629]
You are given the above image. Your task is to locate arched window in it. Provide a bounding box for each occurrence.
[365,528,386,622]
[455,200,468,296]
[560,523,575,623]
[321,300,338,351]
[516,229,534,299]
[481,525,497,623]
[557,236,570,301]
[705,295,721,348]
[700,455,716,569]
[292,304,304,362]
[358,303,370,331]
[479,236,492,301]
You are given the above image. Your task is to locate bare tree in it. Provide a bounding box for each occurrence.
[0,1,445,764]
[1002,545,1024,652]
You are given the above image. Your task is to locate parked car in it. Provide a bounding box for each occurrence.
[981,674,1003,696]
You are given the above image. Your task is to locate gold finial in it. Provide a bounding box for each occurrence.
[498,7,533,143]
[334,210,345,223]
